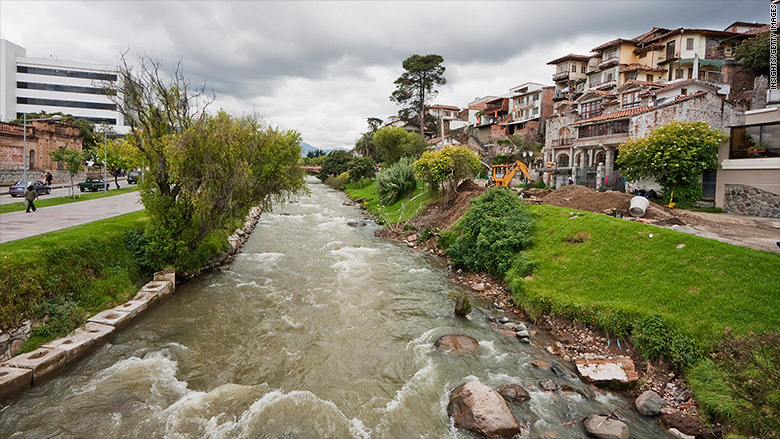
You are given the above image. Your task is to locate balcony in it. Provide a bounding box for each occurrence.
[553,71,570,82]
[551,138,574,148]
[484,100,509,114]
[593,79,617,90]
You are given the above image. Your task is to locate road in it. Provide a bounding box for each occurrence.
[1,179,132,205]
[0,191,143,243]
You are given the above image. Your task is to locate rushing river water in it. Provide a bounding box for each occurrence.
[1,178,670,438]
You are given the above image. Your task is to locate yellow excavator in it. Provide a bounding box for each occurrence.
[491,161,532,187]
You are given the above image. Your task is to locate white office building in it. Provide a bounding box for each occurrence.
[0,39,127,133]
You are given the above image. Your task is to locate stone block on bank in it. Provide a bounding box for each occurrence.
[133,289,159,305]
[4,347,67,384]
[87,308,133,330]
[153,270,176,289]
[139,280,173,301]
[0,366,32,402]
[575,356,638,389]
[111,300,149,320]
[42,322,115,364]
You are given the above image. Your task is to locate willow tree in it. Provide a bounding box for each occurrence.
[106,55,305,270]
[390,54,446,136]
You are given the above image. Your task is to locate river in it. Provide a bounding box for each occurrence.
[0,178,669,438]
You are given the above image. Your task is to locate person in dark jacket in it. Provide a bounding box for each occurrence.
[24,185,38,213]
[45,171,53,186]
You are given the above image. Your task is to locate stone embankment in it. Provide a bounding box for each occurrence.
[0,206,264,403]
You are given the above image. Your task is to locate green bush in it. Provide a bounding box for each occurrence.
[347,156,376,183]
[324,172,349,189]
[631,314,702,367]
[317,150,352,180]
[446,188,534,276]
[376,158,417,205]
[533,179,546,189]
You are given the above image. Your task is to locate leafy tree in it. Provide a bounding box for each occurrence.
[446,188,535,277]
[390,54,446,135]
[373,126,427,165]
[353,117,383,160]
[317,149,352,180]
[413,145,481,198]
[49,146,84,198]
[105,137,144,188]
[376,158,417,205]
[107,55,305,271]
[735,31,770,75]
[347,156,375,183]
[617,121,728,203]
[306,149,326,158]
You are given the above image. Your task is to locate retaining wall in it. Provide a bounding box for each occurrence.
[723,184,780,219]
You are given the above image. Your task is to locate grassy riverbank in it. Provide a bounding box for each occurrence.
[0,211,149,351]
[0,185,139,213]
[344,180,432,224]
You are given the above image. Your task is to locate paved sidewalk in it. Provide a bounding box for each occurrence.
[0,192,143,243]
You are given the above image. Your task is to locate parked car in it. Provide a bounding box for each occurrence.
[8,180,51,197]
[127,170,142,184]
[78,177,111,192]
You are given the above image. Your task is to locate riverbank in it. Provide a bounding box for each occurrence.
[347,180,780,438]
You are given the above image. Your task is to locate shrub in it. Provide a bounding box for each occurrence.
[317,150,352,180]
[347,156,376,183]
[413,145,482,196]
[376,158,417,205]
[325,172,349,189]
[450,291,473,317]
[447,188,534,276]
[533,179,546,189]
[631,314,702,367]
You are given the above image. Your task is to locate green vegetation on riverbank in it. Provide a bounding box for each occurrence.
[0,211,149,351]
[344,180,432,224]
[0,185,139,214]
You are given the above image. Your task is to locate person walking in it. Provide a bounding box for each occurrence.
[24,185,39,213]
[45,171,53,186]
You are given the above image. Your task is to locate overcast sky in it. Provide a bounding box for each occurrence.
[0,1,769,149]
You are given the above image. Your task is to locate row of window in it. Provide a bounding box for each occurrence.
[17,97,117,111]
[16,112,117,125]
[17,65,117,82]
[579,101,603,120]
[729,123,780,159]
[578,120,629,138]
[17,81,109,95]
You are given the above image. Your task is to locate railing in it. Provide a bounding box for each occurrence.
[553,71,570,81]
[551,138,574,147]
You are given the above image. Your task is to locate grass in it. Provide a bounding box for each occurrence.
[344,179,433,225]
[0,211,149,351]
[512,205,780,349]
[1,185,139,213]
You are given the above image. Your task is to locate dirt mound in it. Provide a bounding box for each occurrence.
[412,180,486,231]
[521,188,552,199]
[541,185,674,220]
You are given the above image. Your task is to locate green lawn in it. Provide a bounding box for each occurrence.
[1,185,139,213]
[344,180,434,225]
[514,204,780,349]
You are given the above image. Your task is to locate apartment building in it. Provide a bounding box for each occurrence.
[0,39,127,134]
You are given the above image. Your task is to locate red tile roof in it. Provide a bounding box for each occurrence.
[546,53,591,65]
[591,38,633,52]
[573,91,708,125]
[744,24,771,35]
[619,64,667,73]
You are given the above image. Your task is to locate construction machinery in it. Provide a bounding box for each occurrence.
[491,161,532,187]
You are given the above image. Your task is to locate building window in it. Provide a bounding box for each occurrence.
[581,65,586,73]
[579,101,603,119]
[28,150,35,170]
[17,65,117,82]
[596,151,606,165]
[572,65,577,72]
[675,68,684,79]
[17,82,109,95]
[646,74,654,82]
[622,91,640,108]
[17,97,117,111]
[729,123,780,159]
[578,120,630,138]
[639,51,647,59]
[626,72,638,80]
[557,154,570,167]
[533,93,539,101]
[532,107,538,115]
[686,37,694,51]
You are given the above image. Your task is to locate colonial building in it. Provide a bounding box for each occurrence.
[0,119,83,183]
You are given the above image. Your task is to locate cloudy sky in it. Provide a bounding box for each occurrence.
[0,1,769,149]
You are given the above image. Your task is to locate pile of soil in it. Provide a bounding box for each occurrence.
[411,179,486,232]
[537,185,674,220]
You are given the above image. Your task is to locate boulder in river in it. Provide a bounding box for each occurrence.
[434,334,479,355]
[583,415,630,439]
[347,220,366,227]
[448,380,524,438]
[635,390,665,416]
[498,384,530,403]
[575,356,638,389]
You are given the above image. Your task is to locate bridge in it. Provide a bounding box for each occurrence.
[301,166,321,174]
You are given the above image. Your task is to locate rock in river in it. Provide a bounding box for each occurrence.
[635,390,665,416]
[434,334,479,355]
[583,415,630,439]
[448,380,524,438]
[347,220,366,227]
[498,384,530,403]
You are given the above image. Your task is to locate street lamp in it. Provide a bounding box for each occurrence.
[101,123,108,193]
[22,113,63,183]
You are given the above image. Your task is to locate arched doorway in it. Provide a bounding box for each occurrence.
[596,151,606,166]
[557,153,569,167]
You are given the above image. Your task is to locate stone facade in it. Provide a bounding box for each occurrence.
[0,120,83,184]
[723,184,780,218]
[0,321,31,362]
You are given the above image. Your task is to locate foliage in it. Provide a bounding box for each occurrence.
[105,136,144,188]
[689,332,780,438]
[413,145,481,197]
[352,117,383,160]
[21,297,85,353]
[390,54,446,135]
[632,314,702,367]
[344,179,432,225]
[109,55,305,272]
[533,179,547,189]
[0,212,146,337]
[449,291,473,317]
[373,126,427,165]
[447,188,535,276]
[325,172,350,189]
[306,149,326,158]
[418,226,439,243]
[347,156,376,183]
[317,149,353,180]
[734,31,770,75]
[376,157,418,205]
[617,121,727,203]
[11,112,100,151]
[301,154,328,166]
[49,146,85,198]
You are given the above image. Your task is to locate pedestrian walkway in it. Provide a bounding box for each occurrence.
[0,192,143,243]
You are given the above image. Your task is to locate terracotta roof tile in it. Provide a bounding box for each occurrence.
[573,91,708,125]
[546,53,591,65]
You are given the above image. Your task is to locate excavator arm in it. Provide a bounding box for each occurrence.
[491,161,532,187]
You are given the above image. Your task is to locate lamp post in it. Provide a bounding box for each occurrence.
[102,123,108,193]
[22,113,63,183]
